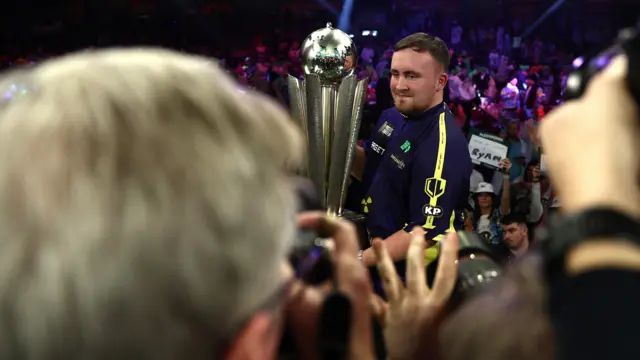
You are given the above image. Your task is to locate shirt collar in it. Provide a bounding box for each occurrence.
[399,102,445,121]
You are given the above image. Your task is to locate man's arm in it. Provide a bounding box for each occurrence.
[527,182,544,223]
[362,229,414,267]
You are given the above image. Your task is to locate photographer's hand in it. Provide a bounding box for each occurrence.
[540,55,640,274]
[372,228,459,360]
[284,212,376,360]
[540,56,640,217]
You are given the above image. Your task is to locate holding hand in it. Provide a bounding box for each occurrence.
[499,158,512,173]
[371,228,459,360]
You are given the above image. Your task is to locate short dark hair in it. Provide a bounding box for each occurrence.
[393,33,450,70]
[500,212,527,226]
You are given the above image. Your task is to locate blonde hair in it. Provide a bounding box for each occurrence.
[0,48,303,359]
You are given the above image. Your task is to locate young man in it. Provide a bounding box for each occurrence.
[499,212,531,263]
[352,33,472,268]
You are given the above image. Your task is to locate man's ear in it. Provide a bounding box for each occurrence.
[438,72,449,91]
[224,312,281,360]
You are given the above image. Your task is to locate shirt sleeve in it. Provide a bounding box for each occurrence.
[403,115,461,241]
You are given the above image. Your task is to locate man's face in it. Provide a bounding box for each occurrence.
[390,49,446,115]
[288,48,300,62]
[509,78,518,86]
[502,223,528,249]
[344,55,354,72]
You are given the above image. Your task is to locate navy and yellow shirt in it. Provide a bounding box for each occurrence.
[362,103,472,244]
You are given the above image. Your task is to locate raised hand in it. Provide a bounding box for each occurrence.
[372,228,459,360]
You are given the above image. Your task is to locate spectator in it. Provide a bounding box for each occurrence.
[469,168,511,246]
[499,76,520,121]
[538,65,554,104]
[523,73,544,118]
[499,212,531,263]
[448,68,477,121]
[510,160,545,226]
[361,40,375,64]
[504,120,529,182]
[271,61,290,105]
[450,20,463,47]
[375,48,393,75]
[472,66,496,99]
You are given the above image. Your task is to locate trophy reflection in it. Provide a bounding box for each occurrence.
[288,23,368,218]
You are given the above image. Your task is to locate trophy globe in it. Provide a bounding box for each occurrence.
[300,23,357,84]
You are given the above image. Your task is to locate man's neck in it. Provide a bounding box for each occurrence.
[510,243,529,258]
[479,206,492,216]
[428,95,443,110]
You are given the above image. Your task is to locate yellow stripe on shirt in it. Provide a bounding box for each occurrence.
[423,112,447,231]
[422,112,458,265]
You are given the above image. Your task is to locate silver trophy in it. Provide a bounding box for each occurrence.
[288,23,368,217]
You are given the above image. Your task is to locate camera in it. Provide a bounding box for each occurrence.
[426,231,503,312]
[565,26,640,105]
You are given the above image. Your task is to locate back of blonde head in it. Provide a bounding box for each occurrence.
[0,48,303,359]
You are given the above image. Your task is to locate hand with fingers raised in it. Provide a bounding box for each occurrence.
[371,227,459,360]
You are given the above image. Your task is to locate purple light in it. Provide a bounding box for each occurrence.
[596,56,609,68]
[572,57,584,68]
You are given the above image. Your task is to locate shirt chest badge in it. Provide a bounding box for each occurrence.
[378,121,395,137]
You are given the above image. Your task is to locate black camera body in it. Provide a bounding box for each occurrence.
[427,231,503,312]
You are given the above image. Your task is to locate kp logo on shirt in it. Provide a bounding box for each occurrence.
[422,204,443,217]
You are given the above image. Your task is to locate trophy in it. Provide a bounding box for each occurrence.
[288,23,368,222]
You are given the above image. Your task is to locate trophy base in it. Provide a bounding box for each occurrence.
[339,209,369,250]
